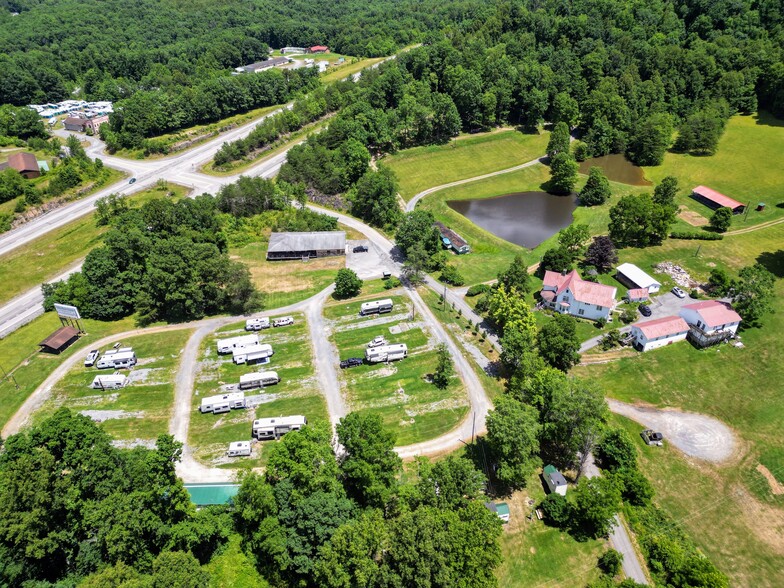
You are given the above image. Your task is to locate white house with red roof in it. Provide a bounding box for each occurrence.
[631,316,690,352]
[679,300,742,347]
[540,270,617,321]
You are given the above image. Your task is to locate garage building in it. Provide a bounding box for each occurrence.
[615,263,662,294]
[266,231,346,260]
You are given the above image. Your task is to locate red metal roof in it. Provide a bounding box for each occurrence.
[692,186,744,210]
[310,45,329,51]
[7,152,39,173]
[627,288,649,300]
[542,270,616,308]
[682,300,742,328]
[633,316,689,339]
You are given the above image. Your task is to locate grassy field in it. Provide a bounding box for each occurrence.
[320,56,386,84]
[0,183,190,305]
[33,329,192,440]
[325,288,469,445]
[189,313,328,469]
[231,242,342,309]
[378,129,550,201]
[643,112,784,230]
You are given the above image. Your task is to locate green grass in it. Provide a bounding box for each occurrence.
[379,129,550,201]
[643,112,784,230]
[33,329,192,440]
[190,313,328,469]
[322,290,410,321]
[0,184,190,306]
[320,56,386,84]
[205,534,268,587]
[327,297,469,446]
[0,313,148,431]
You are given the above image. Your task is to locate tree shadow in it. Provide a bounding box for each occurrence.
[756,250,784,278]
[753,110,784,128]
[776,202,784,209]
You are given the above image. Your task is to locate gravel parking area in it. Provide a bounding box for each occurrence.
[608,399,736,462]
[346,239,392,279]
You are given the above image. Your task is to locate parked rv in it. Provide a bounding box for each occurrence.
[360,298,393,316]
[238,371,280,390]
[252,415,307,440]
[245,317,270,331]
[233,343,274,365]
[84,349,100,367]
[90,374,127,389]
[273,316,294,327]
[367,336,387,348]
[216,334,259,354]
[200,392,246,414]
[96,350,137,369]
[227,441,252,457]
[365,343,408,363]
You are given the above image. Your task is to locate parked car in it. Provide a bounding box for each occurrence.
[641,429,664,446]
[367,336,387,348]
[353,245,368,253]
[272,316,294,327]
[638,303,652,317]
[84,349,100,367]
[340,357,364,369]
[671,286,686,298]
[128,177,137,184]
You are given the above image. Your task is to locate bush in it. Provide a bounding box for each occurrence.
[669,231,723,241]
[540,493,572,527]
[619,308,637,324]
[598,549,623,576]
[466,283,492,297]
[600,328,623,350]
[596,317,607,328]
[440,264,465,286]
[615,468,654,506]
[596,429,637,471]
[383,277,401,289]
[689,288,699,299]
[334,268,363,299]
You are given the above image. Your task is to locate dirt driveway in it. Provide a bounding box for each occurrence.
[608,399,736,462]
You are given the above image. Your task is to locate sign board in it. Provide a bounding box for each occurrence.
[54,303,81,320]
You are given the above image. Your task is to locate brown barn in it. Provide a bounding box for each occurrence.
[39,326,80,354]
[6,152,40,179]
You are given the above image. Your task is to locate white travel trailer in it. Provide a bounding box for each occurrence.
[96,350,137,369]
[238,371,280,390]
[245,317,270,331]
[233,343,274,365]
[365,343,408,363]
[217,334,259,354]
[252,415,307,440]
[200,392,246,414]
[359,298,393,316]
[90,374,127,390]
[227,441,252,457]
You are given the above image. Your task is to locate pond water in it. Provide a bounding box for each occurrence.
[447,191,577,249]
[578,154,651,186]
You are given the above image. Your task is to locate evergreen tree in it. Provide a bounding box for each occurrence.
[579,167,611,206]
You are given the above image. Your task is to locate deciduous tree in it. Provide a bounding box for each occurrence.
[584,236,618,273]
[486,396,542,488]
[334,268,363,299]
[579,167,611,206]
[536,314,581,372]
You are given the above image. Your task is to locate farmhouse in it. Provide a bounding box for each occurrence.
[691,185,745,214]
[540,270,617,321]
[266,231,346,260]
[63,116,89,132]
[38,325,80,354]
[543,465,568,496]
[631,316,690,352]
[679,300,742,347]
[5,152,40,178]
[434,221,470,254]
[615,263,662,294]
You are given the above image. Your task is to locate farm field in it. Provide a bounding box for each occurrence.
[189,312,328,470]
[325,289,469,446]
[0,183,190,305]
[33,329,192,442]
[379,129,550,202]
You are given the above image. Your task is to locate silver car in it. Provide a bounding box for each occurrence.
[671,287,686,299]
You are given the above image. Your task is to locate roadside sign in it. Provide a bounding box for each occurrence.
[54,303,81,320]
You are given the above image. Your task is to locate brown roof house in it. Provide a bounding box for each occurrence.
[63,117,90,132]
[6,152,40,179]
[39,325,80,354]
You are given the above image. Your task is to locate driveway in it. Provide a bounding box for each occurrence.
[346,239,388,279]
[646,291,696,320]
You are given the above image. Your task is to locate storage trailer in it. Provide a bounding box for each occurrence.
[216,334,259,354]
[238,371,280,390]
[233,343,274,365]
[96,350,137,369]
[360,298,393,316]
[90,374,127,389]
[227,441,251,457]
[365,343,408,363]
[252,415,307,440]
[200,392,246,414]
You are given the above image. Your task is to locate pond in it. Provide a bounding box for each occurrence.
[447,191,577,249]
[578,153,651,186]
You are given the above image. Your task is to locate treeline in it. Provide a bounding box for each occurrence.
[0,104,46,141]
[0,409,503,587]
[102,67,320,151]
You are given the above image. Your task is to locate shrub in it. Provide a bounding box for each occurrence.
[620,308,637,324]
[669,231,723,241]
[596,317,607,328]
[383,277,401,289]
[596,429,637,471]
[598,549,623,576]
[334,268,363,299]
[466,283,492,297]
[709,206,732,233]
[689,288,699,299]
[439,264,465,286]
[540,493,572,527]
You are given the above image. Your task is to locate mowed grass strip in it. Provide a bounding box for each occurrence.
[34,329,192,440]
[190,313,327,469]
[379,129,550,201]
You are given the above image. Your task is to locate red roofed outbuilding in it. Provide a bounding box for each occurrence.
[6,152,40,179]
[691,186,745,214]
[540,270,617,321]
[309,45,329,53]
[631,316,690,351]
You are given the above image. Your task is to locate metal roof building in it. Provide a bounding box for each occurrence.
[184,483,240,506]
[615,263,662,294]
[266,231,346,260]
[39,326,80,354]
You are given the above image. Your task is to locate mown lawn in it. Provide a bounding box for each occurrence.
[379,129,550,201]
[0,183,190,306]
[190,313,328,469]
[33,329,192,440]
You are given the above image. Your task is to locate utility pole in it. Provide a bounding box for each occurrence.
[0,362,19,390]
[694,244,701,257]
[744,201,751,221]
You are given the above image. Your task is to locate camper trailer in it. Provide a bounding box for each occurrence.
[252,415,307,440]
[245,317,270,331]
[227,441,252,457]
[365,343,408,363]
[233,343,274,365]
[238,371,280,390]
[216,334,259,354]
[359,298,394,316]
[200,392,246,414]
[96,350,137,369]
[90,374,127,390]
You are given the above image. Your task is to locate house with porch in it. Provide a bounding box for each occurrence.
[679,300,742,347]
[540,270,617,321]
[630,316,690,352]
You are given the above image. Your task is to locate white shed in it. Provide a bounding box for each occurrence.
[616,263,662,294]
[543,465,568,496]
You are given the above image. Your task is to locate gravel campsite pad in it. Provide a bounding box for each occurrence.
[608,399,736,462]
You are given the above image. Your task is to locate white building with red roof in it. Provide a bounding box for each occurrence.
[540,270,617,321]
[631,316,690,352]
[679,300,742,347]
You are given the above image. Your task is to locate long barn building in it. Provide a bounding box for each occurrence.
[266,231,346,260]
